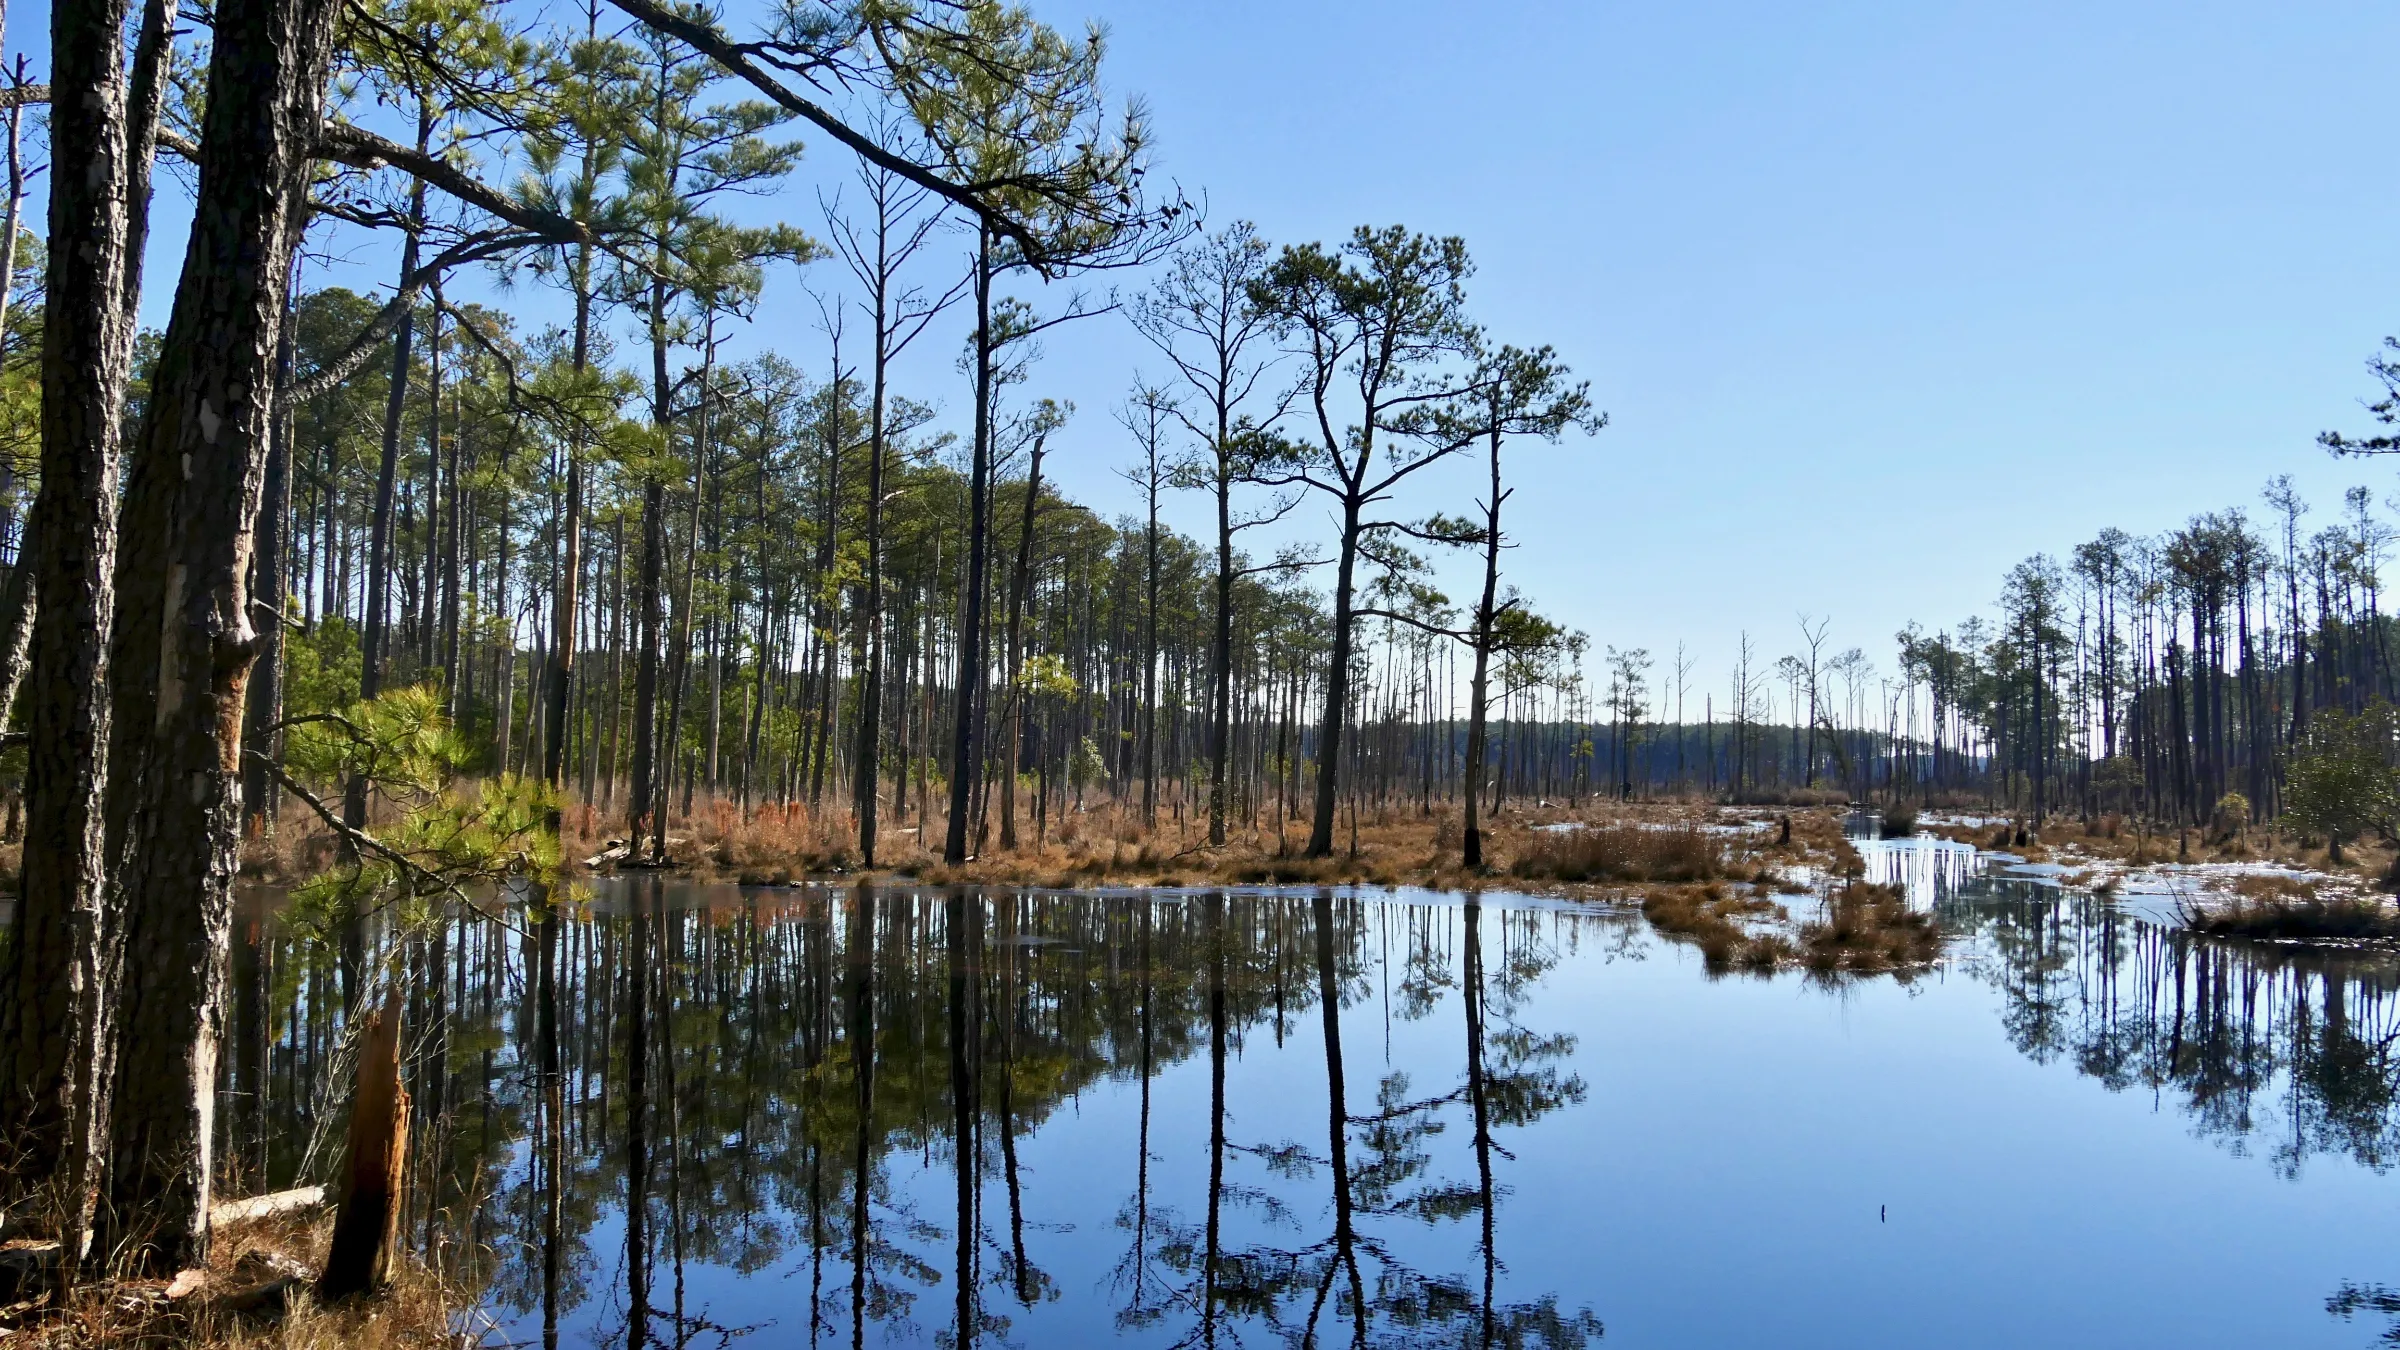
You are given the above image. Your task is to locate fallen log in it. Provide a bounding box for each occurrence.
[209,1186,326,1230]
[591,835,692,869]
[0,1241,59,1302]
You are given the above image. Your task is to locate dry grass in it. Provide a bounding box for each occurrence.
[1508,825,1726,884]
[1797,881,1943,973]
[0,1208,468,1350]
[1918,808,2400,879]
[2183,877,2400,942]
[1640,881,1794,974]
[208,1262,464,1350]
[1721,785,1851,808]
[228,780,1854,896]
[224,788,1960,977]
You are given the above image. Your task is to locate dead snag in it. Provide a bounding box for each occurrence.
[316,991,409,1299]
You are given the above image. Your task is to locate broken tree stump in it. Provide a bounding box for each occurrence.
[315,990,409,1300]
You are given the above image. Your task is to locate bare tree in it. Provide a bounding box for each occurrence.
[1131,221,1292,846]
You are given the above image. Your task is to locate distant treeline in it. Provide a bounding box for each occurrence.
[1886,475,2400,823]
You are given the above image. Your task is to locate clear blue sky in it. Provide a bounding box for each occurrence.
[1029,0,2400,699]
[36,0,2400,703]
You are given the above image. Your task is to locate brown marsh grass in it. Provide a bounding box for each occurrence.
[1507,825,1725,884]
[231,791,1961,976]
[1798,881,1942,973]
[2183,876,2400,942]
[1639,881,1793,974]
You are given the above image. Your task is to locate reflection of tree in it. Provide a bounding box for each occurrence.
[848,886,875,1350]
[226,887,1618,1347]
[1959,893,2400,1177]
[1105,895,1602,1349]
[2327,1281,2400,1344]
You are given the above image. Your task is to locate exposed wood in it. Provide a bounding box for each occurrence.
[316,991,409,1299]
[208,1186,326,1229]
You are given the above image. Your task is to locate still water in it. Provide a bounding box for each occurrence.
[223,852,2400,1348]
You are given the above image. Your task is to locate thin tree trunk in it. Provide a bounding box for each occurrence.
[654,359,711,858]
[943,228,993,863]
[1461,416,1504,868]
[1000,433,1047,851]
[1308,496,1362,857]
[628,277,669,849]
[240,290,299,835]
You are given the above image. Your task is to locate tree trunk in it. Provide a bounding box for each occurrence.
[343,125,426,1008]
[0,0,140,1247]
[1308,496,1362,857]
[1141,477,1159,830]
[629,279,669,847]
[1207,466,1232,847]
[317,990,409,1299]
[1000,434,1046,851]
[854,324,888,864]
[101,0,339,1267]
[542,285,587,819]
[943,228,993,864]
[654,362,710,859]
[0,519,37,733]
[241,299,299,836]
[1461,422,1504,869]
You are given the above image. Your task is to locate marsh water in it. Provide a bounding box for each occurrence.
[222,840,2400,1348]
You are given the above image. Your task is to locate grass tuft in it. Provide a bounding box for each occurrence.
[2184,878,2400,941]
[1797,881,1942,973]
[1509,826,1725,884]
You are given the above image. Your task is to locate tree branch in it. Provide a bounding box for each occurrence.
[315,120,595,243]
[600,0,1050,262]
[249,751,535,938]
[287,231,538,404]
[1353,606,1472,642]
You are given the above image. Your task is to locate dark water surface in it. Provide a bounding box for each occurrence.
[223,852,2400,1348]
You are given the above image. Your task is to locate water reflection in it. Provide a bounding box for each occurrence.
[1857,833,1982,907]
[1948,891,2400,1176]
[222,885,1611,1348]
[217,872,2400,1346]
